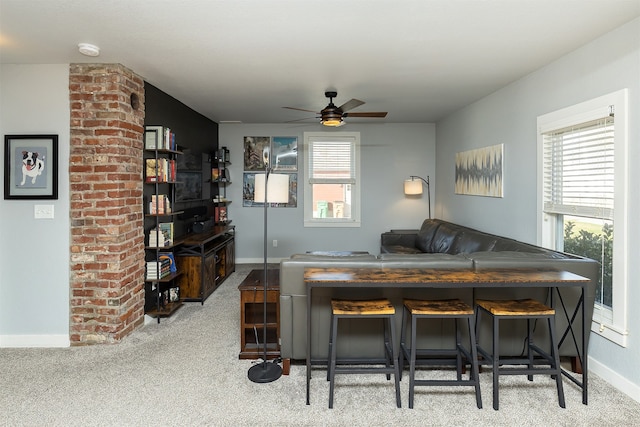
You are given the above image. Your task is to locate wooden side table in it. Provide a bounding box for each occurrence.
[238,269,280,361]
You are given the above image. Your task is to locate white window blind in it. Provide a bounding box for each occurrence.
[308,140,355,183]
[543,116,614,220]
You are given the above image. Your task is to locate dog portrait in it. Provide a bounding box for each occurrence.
[4,134,58,200]
[20,150,45,186]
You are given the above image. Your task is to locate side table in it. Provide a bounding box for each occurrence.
[238,269,281,361]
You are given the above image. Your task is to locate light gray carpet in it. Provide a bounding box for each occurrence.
[2,263,639,426]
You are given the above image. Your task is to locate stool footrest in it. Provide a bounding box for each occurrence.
[334,367,397,375]
[414,379,480,387]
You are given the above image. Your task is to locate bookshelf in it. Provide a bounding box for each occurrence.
[212,146,231,226]
[143,125,184,322]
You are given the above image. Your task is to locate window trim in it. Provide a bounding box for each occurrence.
[537,89,629,347]
[303,131,361,228]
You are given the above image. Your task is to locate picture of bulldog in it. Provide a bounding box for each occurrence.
[20,151,45,186]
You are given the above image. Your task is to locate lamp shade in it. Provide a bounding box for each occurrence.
[404,179,423,195]
[254,173,289,203]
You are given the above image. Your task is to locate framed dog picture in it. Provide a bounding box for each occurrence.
[4,134,58,200]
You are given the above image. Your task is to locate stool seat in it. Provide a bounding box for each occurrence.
[476,298,555,316]
[404,298,475,316]
[331,298,395,316]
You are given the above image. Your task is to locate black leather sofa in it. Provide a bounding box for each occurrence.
[279,219,598,362]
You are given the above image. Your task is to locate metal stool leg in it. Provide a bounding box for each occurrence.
[328,313,339,409]
[383,318,391,381]
[408,313,418,409]
[467,316,483,409]
[387,315,401,408]
[398,305,408,380]
[548,317,566,408]
[327,309,335,381]
[492,313,500,410]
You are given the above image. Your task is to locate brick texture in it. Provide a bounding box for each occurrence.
[69,64,145,345]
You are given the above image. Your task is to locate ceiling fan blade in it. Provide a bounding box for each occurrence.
[338,98,365,112]
[284,116,318,123]
[283,106,319,114]
[344,112,388,118]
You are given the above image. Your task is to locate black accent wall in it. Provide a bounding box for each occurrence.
[144,82,219,236]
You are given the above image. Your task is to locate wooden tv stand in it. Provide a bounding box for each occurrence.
[175,226,235,303]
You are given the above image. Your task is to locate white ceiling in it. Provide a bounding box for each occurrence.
[1,0,639,125]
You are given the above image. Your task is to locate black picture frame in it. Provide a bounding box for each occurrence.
[4,134,59,200]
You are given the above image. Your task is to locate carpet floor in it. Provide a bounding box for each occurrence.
[1,263,639,426]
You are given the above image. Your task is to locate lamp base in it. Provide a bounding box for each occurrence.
[248,361,282,383]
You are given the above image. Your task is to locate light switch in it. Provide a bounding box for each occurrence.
[34,204,54,219]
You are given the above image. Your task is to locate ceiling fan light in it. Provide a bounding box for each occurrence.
[321,118,344,127]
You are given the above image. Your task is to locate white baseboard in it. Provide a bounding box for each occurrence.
[236,257,286,264]
[0,334,70,348]
[589,356,640,403]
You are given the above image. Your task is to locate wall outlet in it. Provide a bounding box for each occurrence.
[272,239,278,247]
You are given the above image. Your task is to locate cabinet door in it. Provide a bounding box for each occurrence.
[225,238,235,273]
[203,252,217,296]
[175,256,202,300]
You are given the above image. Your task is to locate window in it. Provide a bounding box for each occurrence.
[303,132,361,227]
[537,89,628,347]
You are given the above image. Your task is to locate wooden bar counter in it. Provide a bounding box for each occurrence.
[303,267,590,406]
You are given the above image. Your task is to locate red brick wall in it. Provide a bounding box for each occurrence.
[69,64,146,345]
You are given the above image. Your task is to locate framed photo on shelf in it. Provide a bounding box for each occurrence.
[4,134,58,200]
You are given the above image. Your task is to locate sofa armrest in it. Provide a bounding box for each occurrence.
[380,230,420,253]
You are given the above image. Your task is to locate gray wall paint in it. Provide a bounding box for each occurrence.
[0,64,71,346]
[436,18,640,397]
[219,123,436,261]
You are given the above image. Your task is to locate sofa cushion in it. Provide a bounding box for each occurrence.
[430,221,463,253]
[378,253,473,268]
[415,219,441,252]
[449,230,497,254]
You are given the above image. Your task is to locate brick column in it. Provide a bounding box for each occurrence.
[69,64,146,345]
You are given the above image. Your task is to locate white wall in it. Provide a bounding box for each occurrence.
[0,64,71,347]
[435,18,640,400]
[219,123,436,262]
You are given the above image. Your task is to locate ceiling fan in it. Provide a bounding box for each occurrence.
[283,91,388,127]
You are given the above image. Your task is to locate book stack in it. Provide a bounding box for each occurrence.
[145,126,177,150]
[159,222,174,244]
[146,258,171,280]
[150,194,171,214]
[148,227,170,247]
[145,158,176,183]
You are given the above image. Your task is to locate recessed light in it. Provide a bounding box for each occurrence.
[78,43,100,57]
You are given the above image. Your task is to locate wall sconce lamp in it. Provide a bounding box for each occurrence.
[404,175,431,219]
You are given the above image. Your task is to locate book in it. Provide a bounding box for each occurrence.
[158,251,177,273]
[215,206,227,223]
[145,159,159,182]
[159,222,174,244]
[148,227,170,247]
[150,194,171,214]
[144,126,164,150]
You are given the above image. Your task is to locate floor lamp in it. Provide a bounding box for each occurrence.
[247,165,289,383]
[404,175,431,219]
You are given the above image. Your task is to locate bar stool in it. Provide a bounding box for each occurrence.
[327,298,401,408]
[399,298,482,409]
[475,298,565,410]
